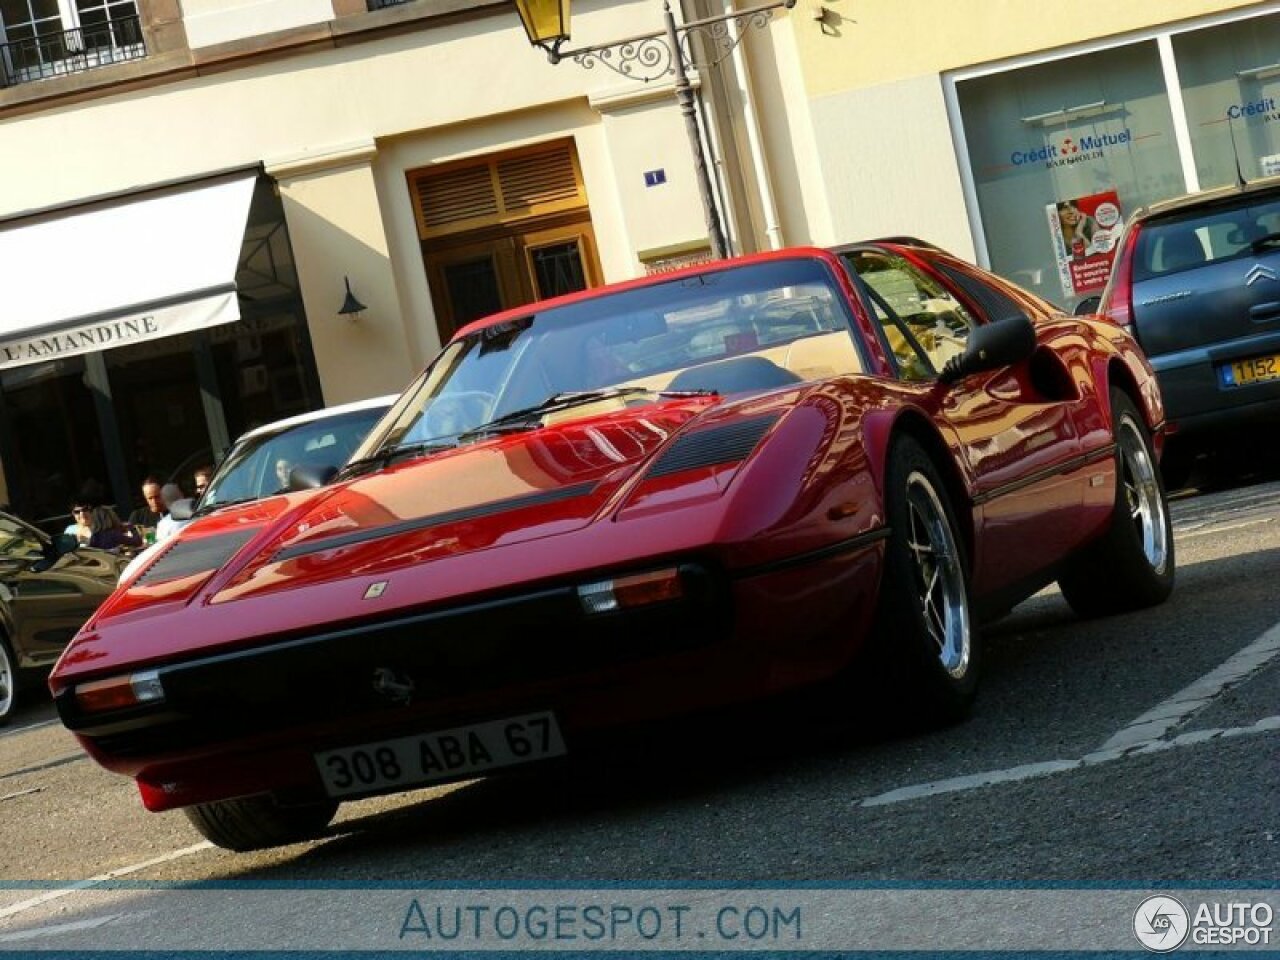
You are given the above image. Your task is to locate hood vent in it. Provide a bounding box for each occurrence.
[133,530,259,586]
[647,414,779,479]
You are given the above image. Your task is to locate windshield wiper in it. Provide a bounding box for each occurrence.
[1250,231,1280,253]
[193,495,259,518]
[336,439,460,480]
[456,387,653,441]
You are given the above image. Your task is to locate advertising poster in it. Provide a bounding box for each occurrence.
[1046,189,1123,300]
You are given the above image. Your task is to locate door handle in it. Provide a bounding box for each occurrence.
[1249,301,1280,323]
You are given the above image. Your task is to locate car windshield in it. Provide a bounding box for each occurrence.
[360,258,862,456]
[201,408,389,509]
[1134,193,1280,281]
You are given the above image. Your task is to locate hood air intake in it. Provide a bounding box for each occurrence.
[648,414,780,479]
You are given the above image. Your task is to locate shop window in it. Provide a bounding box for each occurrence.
[956,41,1183,311]
[1173,14,1280,187]
[0,357,110,525]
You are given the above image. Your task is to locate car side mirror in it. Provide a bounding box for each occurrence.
[1073,296,1102,316]
[939,315,1038,385]
[168,498,196,521]
[289,463,338,491]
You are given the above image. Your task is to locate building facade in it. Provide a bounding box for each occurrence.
[0,0,1275,524]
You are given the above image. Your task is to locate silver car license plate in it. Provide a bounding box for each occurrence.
[315,711,566,798]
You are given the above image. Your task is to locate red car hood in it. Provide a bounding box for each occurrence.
[218,402,704,597]
[56,383,873,680]
[115,393,781,611]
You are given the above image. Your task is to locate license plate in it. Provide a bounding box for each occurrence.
[1220,353,1280,387]
[315,712,566,798]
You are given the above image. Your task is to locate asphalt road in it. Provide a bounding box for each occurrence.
[1,478,1277,948]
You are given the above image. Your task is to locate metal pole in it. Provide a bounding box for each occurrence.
[665,1,727,260]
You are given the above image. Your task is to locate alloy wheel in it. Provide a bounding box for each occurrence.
[903,471,970,678]
[0,642,12,719]
[1117,414,1169,575]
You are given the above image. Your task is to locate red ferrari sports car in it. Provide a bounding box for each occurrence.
[49,242,1174,850]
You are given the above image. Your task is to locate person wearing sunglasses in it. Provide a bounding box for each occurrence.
[64,503,94,546]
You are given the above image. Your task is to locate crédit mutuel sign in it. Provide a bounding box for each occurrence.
[1010,129,1134,169]
[0,289,237,371]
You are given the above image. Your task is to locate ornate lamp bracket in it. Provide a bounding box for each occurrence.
[559,0,795,83]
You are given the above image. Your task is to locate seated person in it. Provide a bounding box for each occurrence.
[275,458,292,492]
[88,505,143,553]
[128,477,165,531]
[154,484,187,543]
[192,465,214,501]
[64,502,93,546]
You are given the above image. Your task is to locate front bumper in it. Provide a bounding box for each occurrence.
[59,544,883,811]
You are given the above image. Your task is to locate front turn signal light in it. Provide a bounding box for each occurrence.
[578,567,684,614]
[75,670,165,713]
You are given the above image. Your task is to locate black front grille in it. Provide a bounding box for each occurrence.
[68,563,728,757]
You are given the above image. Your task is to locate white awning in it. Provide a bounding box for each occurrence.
[0,170,258,371]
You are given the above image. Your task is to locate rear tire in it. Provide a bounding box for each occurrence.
[0,636,18,727]
[184,794,338,852]
[870,435,978,724]
[1058,389,1175,617]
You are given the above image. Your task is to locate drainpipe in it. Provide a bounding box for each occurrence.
[727,0,784,249]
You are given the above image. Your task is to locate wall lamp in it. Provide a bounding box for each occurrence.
[1019,100,1110,127]
[511,0,572,63]
[338,276,367,322]
[1237,62,1280,82]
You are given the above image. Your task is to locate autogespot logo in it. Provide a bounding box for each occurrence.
[1134,895,1190,952]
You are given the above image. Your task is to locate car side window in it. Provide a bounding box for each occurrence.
[933,258,1038,323]
[844,251,975,381]
[0,515,44,561]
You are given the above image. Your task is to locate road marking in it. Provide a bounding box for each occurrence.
[1178,517,1274,538]
[860,714,1279,807]
[0,787,42,803]
[0,719,58,740]
[861,760,1078,807]
[0,753,85,782]
[0,842,212,921]
[1096,619,1280,752]
[861,618,1280,809]
[0,912,147,943]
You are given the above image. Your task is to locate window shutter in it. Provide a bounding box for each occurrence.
[410,141,586,240]
[497,149,580,216]
[413,165,500,237]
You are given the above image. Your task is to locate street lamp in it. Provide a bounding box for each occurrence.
[511,0,572,61]
[512,0,796,261]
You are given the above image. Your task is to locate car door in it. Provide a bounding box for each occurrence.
[841,247,1090,598]
[0,516,118,669]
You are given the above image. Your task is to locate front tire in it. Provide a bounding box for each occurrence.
[1058,389,1175,617]
[184,794,338,852]
[872,435,978,723]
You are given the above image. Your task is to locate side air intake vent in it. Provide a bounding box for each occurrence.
[648,415,780,479]
[133,530,259,586]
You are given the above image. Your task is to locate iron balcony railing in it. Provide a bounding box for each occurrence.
[0,15,146,88]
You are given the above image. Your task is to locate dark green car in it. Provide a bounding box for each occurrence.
[0,511,126,724]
